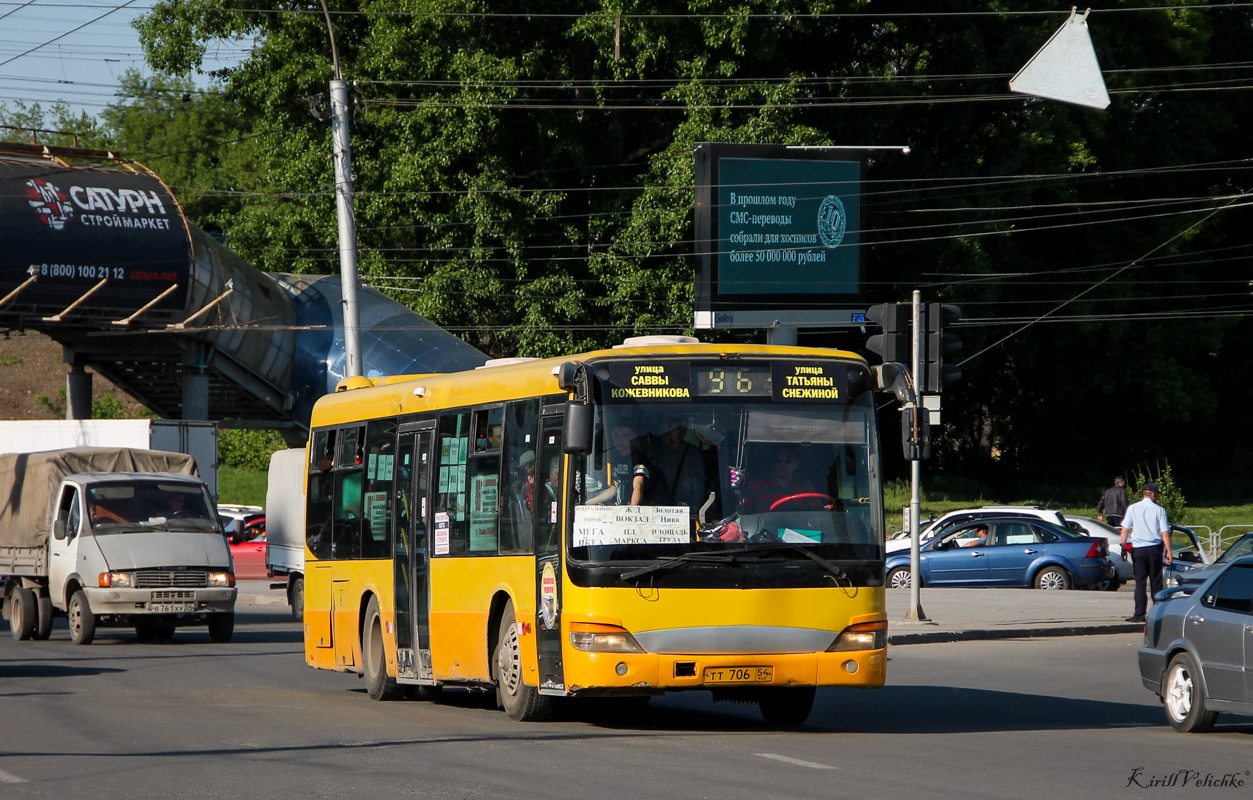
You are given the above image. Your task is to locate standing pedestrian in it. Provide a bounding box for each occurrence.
[1097,475,1129,528]
[1119,482,1172,623]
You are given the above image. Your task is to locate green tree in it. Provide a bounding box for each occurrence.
[218,428,286,472]
[125,1,1253,492]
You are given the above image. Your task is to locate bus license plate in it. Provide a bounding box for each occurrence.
[704,666,772,684]
[148,603,194,613]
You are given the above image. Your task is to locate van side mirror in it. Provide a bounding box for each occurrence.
[53,519,67,540]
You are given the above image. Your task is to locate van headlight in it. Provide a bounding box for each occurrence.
[99,571,132,588]
[209,571,235,588]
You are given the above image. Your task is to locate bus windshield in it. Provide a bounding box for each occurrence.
[568,360,881,588]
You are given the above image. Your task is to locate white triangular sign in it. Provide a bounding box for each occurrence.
[1009,11,1110,110]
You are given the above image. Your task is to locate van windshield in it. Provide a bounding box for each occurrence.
[87,481,220,534]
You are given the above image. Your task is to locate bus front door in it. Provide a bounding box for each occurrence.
[535,415,565,694]
[396,424,435,683]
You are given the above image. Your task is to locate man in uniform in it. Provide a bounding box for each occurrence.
[1119,482,1172,623]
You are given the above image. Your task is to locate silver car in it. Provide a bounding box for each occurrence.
[1138,555,1253,732]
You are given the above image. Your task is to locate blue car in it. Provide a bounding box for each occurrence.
[885,516,1114,590]
[1138,555,1253,732]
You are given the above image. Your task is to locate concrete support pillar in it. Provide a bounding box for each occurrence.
[66,363,93,420]
[182,372,209,421]
[182,341,213,421]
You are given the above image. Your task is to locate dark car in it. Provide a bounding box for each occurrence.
[1138,555,1253,732]
[1174,530,1247,587]
[884,516,1114,590]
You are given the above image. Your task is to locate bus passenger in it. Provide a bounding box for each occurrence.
[741,448,816,513]
[587,422,639,505]
[632,418,706,509]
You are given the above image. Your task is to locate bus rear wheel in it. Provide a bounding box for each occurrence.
[494,601,552,722]
[364,597,402,701]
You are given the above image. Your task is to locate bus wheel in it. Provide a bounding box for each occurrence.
[494,601,553,722]
[9,587,36,641]
[759,687,816,726]
[364,596,402,701]
[68,589,96,645]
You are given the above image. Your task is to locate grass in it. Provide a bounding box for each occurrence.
[218,466,268,507]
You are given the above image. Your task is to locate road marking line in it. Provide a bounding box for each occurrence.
[756,753,837,770]
[0,768,28,783]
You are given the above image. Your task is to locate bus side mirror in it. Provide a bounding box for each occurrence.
[563,402,593,455]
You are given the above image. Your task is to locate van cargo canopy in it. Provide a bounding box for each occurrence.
[0,447,198,548]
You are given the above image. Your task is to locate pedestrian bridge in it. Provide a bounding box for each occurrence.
[0,141,488,440]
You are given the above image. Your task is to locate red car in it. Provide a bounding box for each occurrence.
[228,517,268,581]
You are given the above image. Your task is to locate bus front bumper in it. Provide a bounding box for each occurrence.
[561,648,886,696]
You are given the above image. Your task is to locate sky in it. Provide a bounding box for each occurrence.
[0,0,246,121]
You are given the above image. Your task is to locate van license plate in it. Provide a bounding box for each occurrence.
[148,603,194,613]
[704,666,772,684]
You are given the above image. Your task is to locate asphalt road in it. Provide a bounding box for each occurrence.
[2,606,1251,799]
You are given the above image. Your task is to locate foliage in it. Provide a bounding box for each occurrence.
[34,387,153,420]
[1131,465,1187,526]
[104,0,1253,492]
[218,428,287,472]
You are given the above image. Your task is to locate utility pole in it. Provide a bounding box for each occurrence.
[320,0,363,379]
[905,289,927,621]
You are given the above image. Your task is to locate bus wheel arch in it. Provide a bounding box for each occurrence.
[490,596,552,722]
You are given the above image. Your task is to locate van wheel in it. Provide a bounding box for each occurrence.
[364,596,402,700]
[289,576,305,623]
[493,601,552,721]
[34,594,53,640]
[9,587,36,641]
[208,612,234,644]
[68,589,95,645]
[135,620,158,641]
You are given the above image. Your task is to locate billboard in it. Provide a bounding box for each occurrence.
[0,162,191,314]
[693,143,863,329]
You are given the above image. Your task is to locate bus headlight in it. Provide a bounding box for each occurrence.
[569,623,646,653]
[827,621,887,652]
[209,571,235,588]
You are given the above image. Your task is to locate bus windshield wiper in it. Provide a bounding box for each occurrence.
[734,543,850,582]
[618,550,751,581]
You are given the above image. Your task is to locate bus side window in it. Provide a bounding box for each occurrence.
[361,419,396,559]
[308,467,334,560]
[468,454,500,553]
[499,400,539,555]
[434,412,470,555]
[536,422,564,556]
[334,470,363,560]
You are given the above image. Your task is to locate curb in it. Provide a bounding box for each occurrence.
[888,622,1146,645]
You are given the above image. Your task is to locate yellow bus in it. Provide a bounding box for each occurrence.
[302,335,887,723]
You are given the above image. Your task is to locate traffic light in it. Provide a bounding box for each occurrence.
[901,406,931,461]
[924,303,962,393]
[866,303,910,363]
